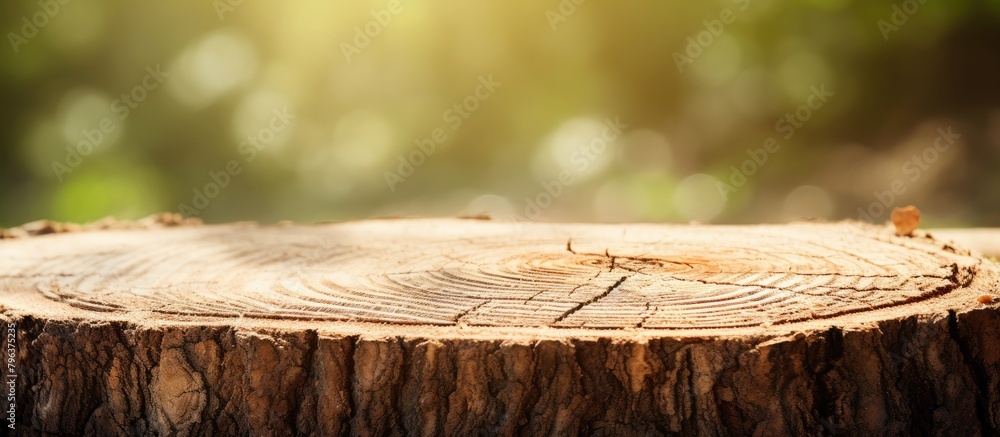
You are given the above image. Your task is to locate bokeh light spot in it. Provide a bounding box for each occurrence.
[593,179,643,223]
[331,110,395,170]
[533,117,618,182]
[58,89,121,150]
[691,35,743,87]
[620,129,673,172]
[783,185,834,219]
[674,173,726,222]
[231,88,294,152]
[169,30,258,108]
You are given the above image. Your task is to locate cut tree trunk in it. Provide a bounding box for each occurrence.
[1,217,999,436]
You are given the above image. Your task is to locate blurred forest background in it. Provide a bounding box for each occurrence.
[2,0,999,228]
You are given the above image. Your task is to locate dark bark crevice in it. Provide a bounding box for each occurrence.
[948,310,993,435]
[5,310,1000,436]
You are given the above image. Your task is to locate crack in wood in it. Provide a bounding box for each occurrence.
[1,219,989,331]
[454,300,490,324]
[553,275,630,324]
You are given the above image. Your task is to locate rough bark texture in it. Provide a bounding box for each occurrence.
[1,217,999,436]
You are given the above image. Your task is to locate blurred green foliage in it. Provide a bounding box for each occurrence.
[2,0,999,227]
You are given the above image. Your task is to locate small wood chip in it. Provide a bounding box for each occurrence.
[978,295,996,305]
[891,205,921,236]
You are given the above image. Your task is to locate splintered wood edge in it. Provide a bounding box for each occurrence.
[1,218,998,341]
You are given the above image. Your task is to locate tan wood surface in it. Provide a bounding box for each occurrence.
[2,217,999,435]
[929,228,1000,258]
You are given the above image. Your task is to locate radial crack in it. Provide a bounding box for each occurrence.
[553,275,630,324]
[636,302,657,328]
[454,300,489,324]
[567,270,604,297]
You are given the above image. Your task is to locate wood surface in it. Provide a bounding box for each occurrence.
[929,228,1000,258]
[1,217,999,435]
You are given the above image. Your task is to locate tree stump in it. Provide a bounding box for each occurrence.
[1,217,999,436]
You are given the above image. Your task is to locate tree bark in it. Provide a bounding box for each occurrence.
[1,217,999,436]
